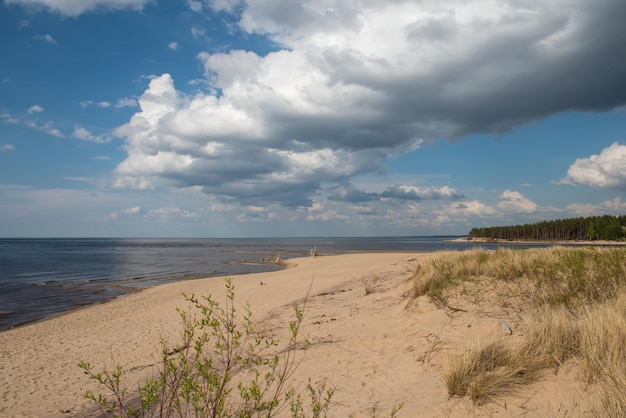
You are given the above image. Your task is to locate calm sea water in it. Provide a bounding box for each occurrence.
[0,237,546,331]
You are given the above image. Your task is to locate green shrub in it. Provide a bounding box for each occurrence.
[79,278,333,418]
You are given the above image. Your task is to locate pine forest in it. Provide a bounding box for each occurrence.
[469,215,626,242]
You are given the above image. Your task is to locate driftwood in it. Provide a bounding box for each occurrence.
[500,320,513,335]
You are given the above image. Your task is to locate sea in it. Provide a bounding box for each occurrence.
[0,236,550,331]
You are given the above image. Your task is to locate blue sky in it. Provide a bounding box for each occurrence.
[1,0,626,237]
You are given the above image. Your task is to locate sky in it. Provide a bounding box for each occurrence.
[1,0,626,238]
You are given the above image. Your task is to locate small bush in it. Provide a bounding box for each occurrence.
[80,277,333,418]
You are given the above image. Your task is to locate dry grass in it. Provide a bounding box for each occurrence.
[443,341,540,405]
[414,247,626,415]
[412,247,626,308]
[579,293,626,416]
[517,306,581,368]
[362,274,382,295]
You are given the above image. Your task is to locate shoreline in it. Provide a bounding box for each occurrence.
[1,248,605,417]
[1,237,459,333]
[0,252,426,417]
[0,257,287,333]
[1,250,437,333]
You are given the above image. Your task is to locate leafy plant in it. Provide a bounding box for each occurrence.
[80,277,332,418]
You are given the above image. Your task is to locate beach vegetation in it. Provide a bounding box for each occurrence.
[412,247,626,415]
[442,340,539,405]
[362,274,382,295]
[412,247,626,308]
[80,277,333,418]
[369,401,404,418]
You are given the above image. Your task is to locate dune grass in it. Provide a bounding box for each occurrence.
[443,340,540,405]
[411,246,626,415]
[412,246,626,308]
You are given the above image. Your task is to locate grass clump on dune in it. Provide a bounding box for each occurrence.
[443,340,540,405]
[412,247,626,308]
[412,246,626,415]
[579,293,626,416]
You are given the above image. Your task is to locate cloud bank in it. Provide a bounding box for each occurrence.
[111,0,626,211]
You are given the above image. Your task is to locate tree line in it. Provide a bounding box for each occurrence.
[469,215,626,241]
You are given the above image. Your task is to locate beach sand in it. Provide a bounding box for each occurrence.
[0,253,591,417]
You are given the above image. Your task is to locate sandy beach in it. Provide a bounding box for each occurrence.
[0,252,591,417]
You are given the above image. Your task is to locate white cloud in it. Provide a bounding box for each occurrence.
[187,0,202,12]
[113,67,414,206]
[236,205,279,222]
[146,206,200,222]
[559,142,626,189]
[497,190,539,214]
[430,200,497,226]
[1,144,16,152]
[1,113,19,124]
[115,98,138,108]
[305,201,350,222]
[327,183,464,203]
[566,197,626,217]
[72,126,109,143]
[7,0,150,16]
[25,119,65,137]
[46,127,64,137]
[187,0,240,13]
[34,33,57,44]
[6,113,65,137]
[191,26,206,39]
[168,41,179,51]
[27,105,44,114]
[449,201,496,217]
[122,206,141,214]
[81,100,114,108]
[380,185,464,200]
